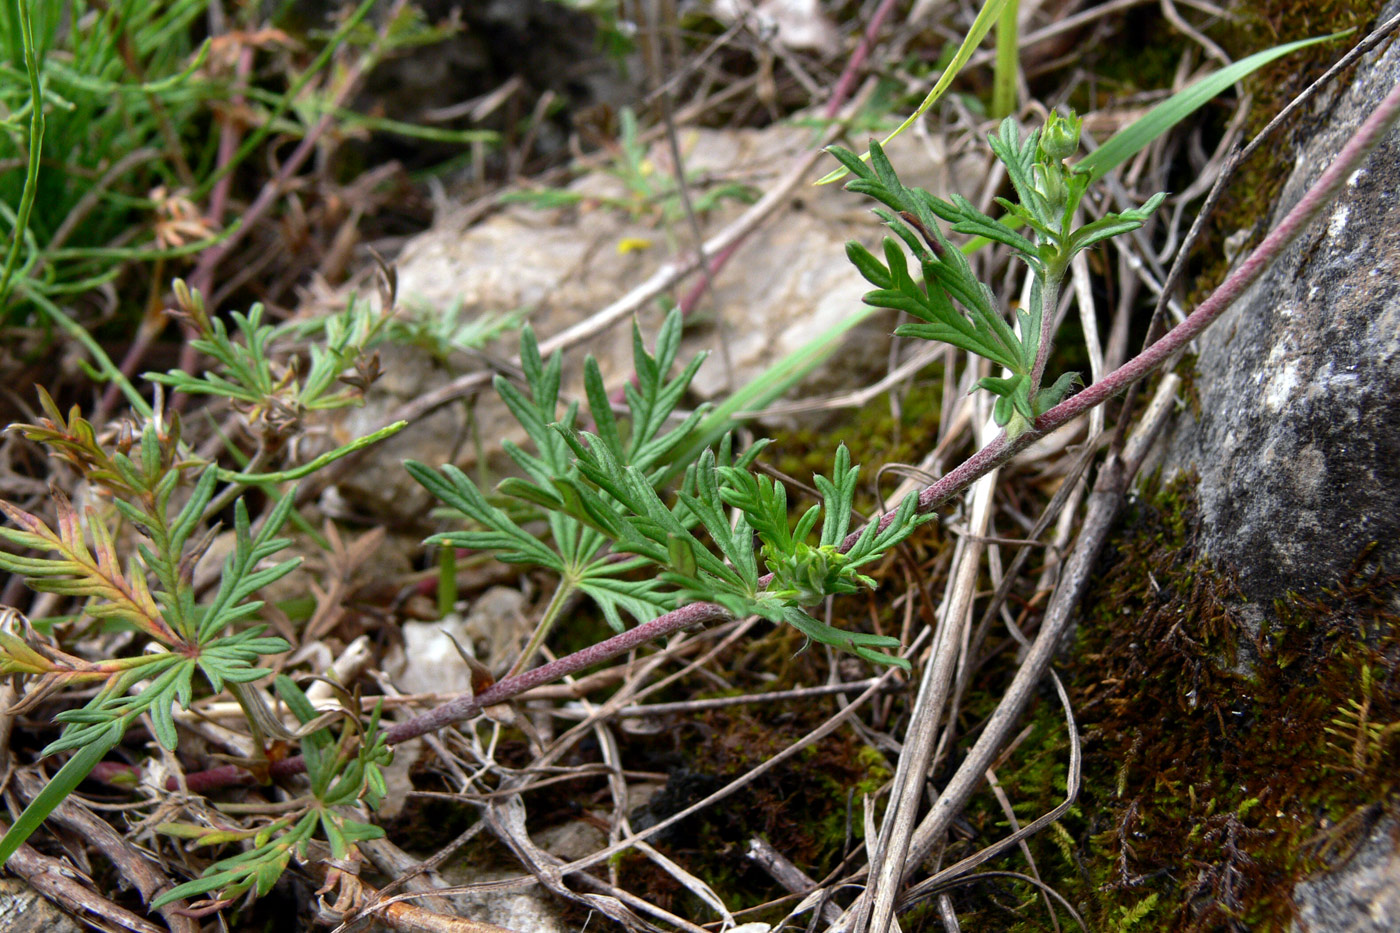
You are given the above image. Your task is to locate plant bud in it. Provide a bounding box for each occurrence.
[1040,109,1082,161]
[1032,163,1067,214]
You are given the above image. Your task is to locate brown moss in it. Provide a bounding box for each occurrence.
[938,474,1400,932]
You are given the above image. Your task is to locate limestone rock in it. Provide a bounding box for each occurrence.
[0,881,82,933]
[383,586,529,694]
[1150,3,1400,925]
[1160,4,1400,609]
[1292,818,1400,933]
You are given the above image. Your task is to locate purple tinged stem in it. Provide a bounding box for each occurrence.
[204,74,1400,794]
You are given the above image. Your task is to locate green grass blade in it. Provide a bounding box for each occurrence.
[818,0,1012,184]
[991,0,1021,119]
[0,719,125,865]
[1078,31,1348,183]
[192,0,378,201]
[0,0,45,319]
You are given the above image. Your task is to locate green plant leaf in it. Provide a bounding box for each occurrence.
[1077,32,1347,183]
[0,718,126,865]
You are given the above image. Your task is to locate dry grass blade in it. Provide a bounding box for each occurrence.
[11,770,198,933]
[858,412,999,933]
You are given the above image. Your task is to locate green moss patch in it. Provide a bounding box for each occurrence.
[941,474,1399,931]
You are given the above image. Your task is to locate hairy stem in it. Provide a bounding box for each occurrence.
[1028,270,1061,392]
[504,575,577,681]
[176,73,1400,797]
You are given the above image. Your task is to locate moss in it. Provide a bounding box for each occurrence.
[612,700,899,921]
[1067,6,1197,110]
[936,474,1400,932]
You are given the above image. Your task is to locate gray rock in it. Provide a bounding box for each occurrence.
[0,880,82,933]
[1292,817,1400,933]
[383,586,529,694]
[1161,2,1400,609]
[435,867,571,933]
[1154,4,1400,926]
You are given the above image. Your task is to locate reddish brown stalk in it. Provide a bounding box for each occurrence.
[827,0,902,121]
[173,72,1400,800]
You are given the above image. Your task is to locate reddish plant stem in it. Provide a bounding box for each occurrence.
[172,62,1400,801]
[827,0,902,121]
[163,602,733,789]
[850,72,1400,545]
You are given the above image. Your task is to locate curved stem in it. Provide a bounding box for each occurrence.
[504,575,577,681]
[176,72,1400,797]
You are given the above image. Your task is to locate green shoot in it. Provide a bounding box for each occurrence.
[831,113,1164,434]
[412,309,930,670]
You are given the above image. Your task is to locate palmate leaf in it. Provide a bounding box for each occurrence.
[412,309,707,631]
[835,141,1035,385]
[0,491,175,643]
[197,489,302,642]
[550,437,926,667]
[409,461,566,571]
[8,388,149,497]
[147,304,276,403]
[152,810,319,908]
[578,572,673,631]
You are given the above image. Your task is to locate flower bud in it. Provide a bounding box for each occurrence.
[1040,109,1082,161]
[1032,162,1067,214]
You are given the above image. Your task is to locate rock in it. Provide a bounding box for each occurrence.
[1160,1,1400,612]
[435,867,571,933]
[712,0,841,55]
[535,819,607,862]
[1144,3,1400,925]
[1292,817,1400,933]
[325,343,470,521]
[0,880,83,933]
[383,586,529,694]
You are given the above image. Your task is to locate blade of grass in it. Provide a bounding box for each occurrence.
[949,29,1349,256]
[1078,30,1349,182]
[21,283,150,416]
[817,0,1012,184]
[991,0,1020,119]
[0,0,44,317]
[0,719,126,865]
[191,0,378,201]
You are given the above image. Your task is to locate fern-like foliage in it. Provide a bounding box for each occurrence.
[0,282,415,898]
[412,310,930,668]
[832,112,1164,431]
[409,309,707,632]
[146,279,387,436]
[0,398,293,863]
[152,676,391,908]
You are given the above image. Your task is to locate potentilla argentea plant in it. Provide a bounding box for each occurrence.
[408,307,930,670]
[830,111,1165,434]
